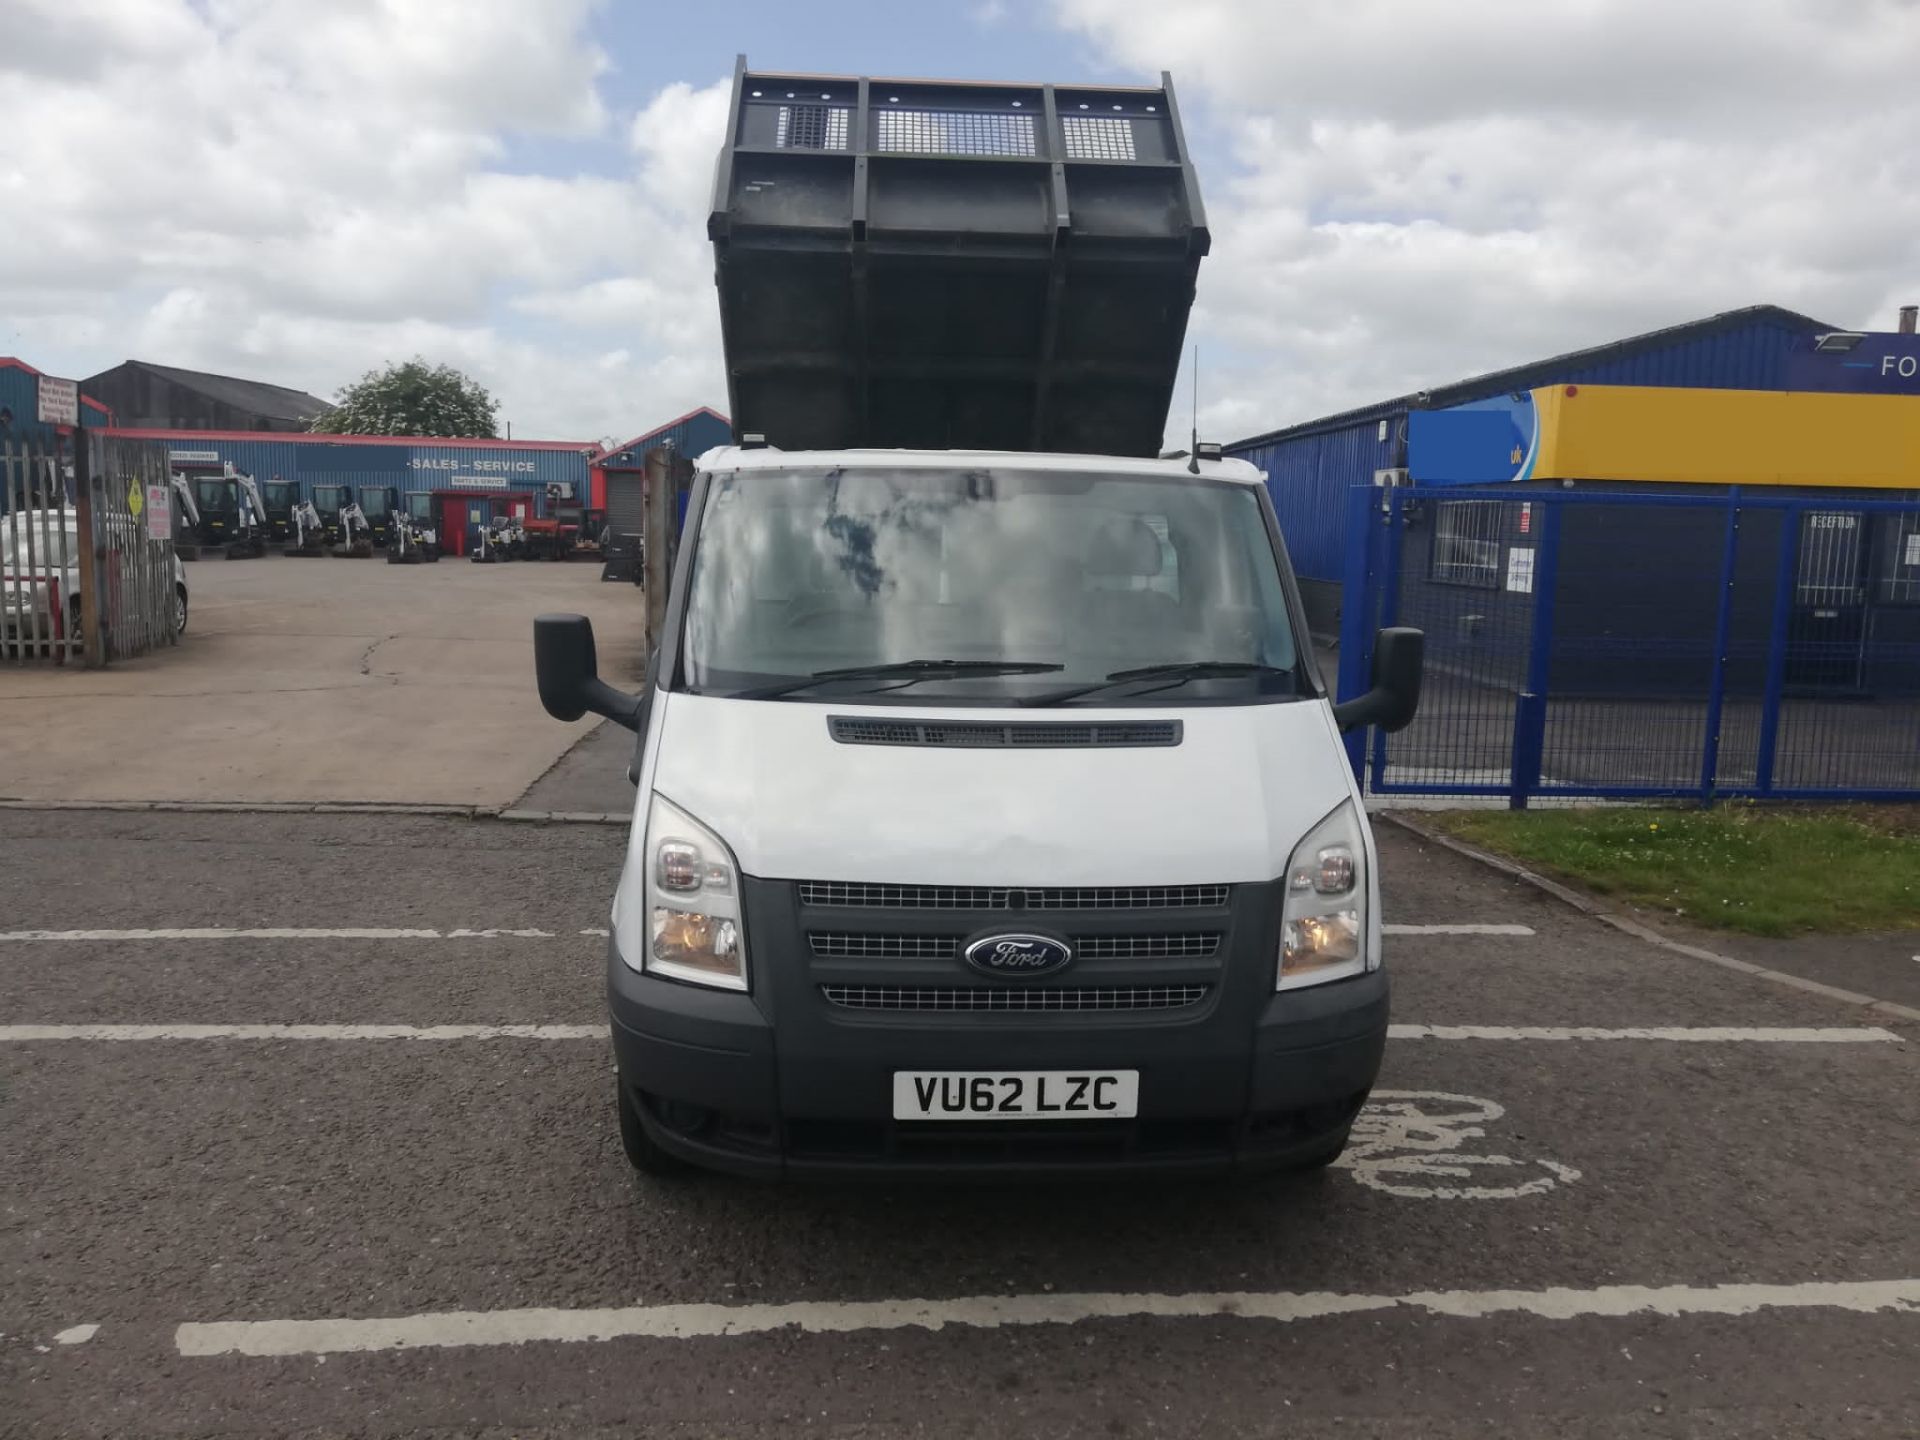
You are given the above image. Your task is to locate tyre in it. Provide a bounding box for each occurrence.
[617,1081,690,1177]
[173,584,189,637]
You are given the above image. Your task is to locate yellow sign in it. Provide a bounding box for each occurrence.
[1527,385,1920,489]
[127,480,144,517]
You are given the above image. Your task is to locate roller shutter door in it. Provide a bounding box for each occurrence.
[605,471,644,541]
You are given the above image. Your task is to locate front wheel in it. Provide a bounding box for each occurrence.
[173,584,189,636]
[616,1081,689,1177]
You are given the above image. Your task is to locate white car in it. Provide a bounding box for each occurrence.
[2,508,188,650]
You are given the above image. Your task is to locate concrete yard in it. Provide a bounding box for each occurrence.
[0,554,644,809]
[2,811,1915,1438]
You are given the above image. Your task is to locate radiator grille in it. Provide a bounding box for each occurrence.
[797,883,1230,911]
[1073,933,1219,959]
[807,933,1221,960]
[829,717,1181,749]
[809,934,956,960]
[822,985,1208,1012]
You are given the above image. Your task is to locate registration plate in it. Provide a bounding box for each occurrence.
[892,1070,1139,1121]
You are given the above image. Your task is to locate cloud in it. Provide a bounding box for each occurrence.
[1,0,730,440]
[12,0,1916,452]
[1050,0,1920,440]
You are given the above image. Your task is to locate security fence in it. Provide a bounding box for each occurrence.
[2,438,80,662]
[1337,485,1920,804]
[2,434,180,666]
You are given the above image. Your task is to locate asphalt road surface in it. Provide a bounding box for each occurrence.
[4,811,1915,1438]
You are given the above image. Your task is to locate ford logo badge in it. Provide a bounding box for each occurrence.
[963,932,1073,979]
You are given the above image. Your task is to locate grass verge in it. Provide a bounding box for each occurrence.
[1427,805,1920,938]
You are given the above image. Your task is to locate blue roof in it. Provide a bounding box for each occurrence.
[1227,304,1836,450]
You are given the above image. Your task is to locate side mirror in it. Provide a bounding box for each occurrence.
[1331,627,1424,735]
[535,613,642,731]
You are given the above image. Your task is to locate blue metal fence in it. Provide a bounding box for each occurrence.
[1338,484,1920,804]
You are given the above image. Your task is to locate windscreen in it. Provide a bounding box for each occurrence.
[313,486,349,510]
[194,479,230,512]
[683,467,1302,705]
[360,490,391,517]
[263,483,294,507]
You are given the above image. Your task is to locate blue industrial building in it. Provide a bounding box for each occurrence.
[1221,304,1908,635]
[105,426,600,557]
[591,407,734,537]
[1,357,113,446]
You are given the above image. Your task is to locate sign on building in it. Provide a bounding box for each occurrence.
[36,375,79,427]
[1787,336,1920,394]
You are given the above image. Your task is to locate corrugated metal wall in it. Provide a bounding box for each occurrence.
[637,410,733,462]
[112,434,596,516]
[1230,311,1824,587]
[592,409,734,511]
[1236,420,1393,583]
[1,360,111,447]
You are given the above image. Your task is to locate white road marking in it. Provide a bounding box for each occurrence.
[174,1278,1920,1358]
[1339,1091,1580,1200]
[0,928,558,942]
[53,1324,99,1346]
[0,1023,1899,1045]
[1389,1025,1903,1043]
[0,1024,604,1042]
[1384,923,1534,936]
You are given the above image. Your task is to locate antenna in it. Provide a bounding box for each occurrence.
[1187,345,1200,474]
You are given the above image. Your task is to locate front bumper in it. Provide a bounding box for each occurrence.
[607,891,1388,1180]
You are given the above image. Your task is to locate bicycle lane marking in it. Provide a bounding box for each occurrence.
[1335,1090,1581,1200]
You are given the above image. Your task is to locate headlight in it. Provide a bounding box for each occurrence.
[1278,800,1370,991]
[638,792,747,991]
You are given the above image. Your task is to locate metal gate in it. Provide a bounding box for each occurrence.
[2,438,81,661]
[1337,485,1920,804]
[2,433,180,666]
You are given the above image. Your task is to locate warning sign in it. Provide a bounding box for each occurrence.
[127,480,144,518]
[1505,546,1535,594]
[146,484,171,542]
[36,375,79,427]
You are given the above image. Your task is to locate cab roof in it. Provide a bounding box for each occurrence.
[695,446,1266,487]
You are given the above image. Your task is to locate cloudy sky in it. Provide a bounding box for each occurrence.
[4,0,1916,446]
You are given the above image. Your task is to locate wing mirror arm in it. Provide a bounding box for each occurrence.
[535,613,643,732]
[1331,626,1425,735]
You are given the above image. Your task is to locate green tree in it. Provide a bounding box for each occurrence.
[311,359,499,437]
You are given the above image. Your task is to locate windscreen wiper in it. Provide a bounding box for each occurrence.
[1018,661,1294,707]
[741,659,1063,700]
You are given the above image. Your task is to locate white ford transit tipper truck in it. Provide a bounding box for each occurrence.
[534,61,1424,1179]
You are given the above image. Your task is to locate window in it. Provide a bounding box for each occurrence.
[1431,500,1504,587]
[681,466,1303,704]
[1875,511,1920,605]
[1797,511,1865,606]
